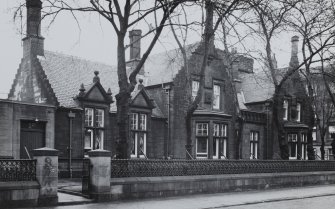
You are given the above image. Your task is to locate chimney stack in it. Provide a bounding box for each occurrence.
[23,0,44,57]
[289,36,299,67]
[127,29,144,77]
[129,29,142,60]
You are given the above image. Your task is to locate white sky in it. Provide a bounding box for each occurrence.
[0,0,295,99]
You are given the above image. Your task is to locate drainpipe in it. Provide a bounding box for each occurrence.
[163,84,171,159]
[68,111,76,178]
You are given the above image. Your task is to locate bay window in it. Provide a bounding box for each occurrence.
[130,113,147,158]
[84,107,104,151]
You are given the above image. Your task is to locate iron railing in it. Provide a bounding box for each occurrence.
[111,159,335,178]
[0,159,36,181]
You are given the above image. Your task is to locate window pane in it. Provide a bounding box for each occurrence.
[213,84,220,109]
[192,81,199,101]
[84,129,93,149]
[85,108,94,127]
[131,132,137,156]
[196,123,208,136]
[130,113,138,130]
[139,133,146,155]
[95,109,104,127]
[214,124,219,136]
[94,130,104,149]
[296,103,301,122]
[197,138,208,154]
[213,139,218,157]
[140,114,147,131]
[283,100,288,120]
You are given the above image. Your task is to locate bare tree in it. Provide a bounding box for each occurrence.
[288,0,335,159]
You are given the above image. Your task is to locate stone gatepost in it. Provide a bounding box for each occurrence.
[88,150,111,201]
[32,147,59,206]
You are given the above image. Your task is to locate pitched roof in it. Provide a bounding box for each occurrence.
[240,70,275,103]
[38,50,165,117]
[39,50,118,108]
[144,43,199,86]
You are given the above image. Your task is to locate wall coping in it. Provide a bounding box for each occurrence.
[111,171,335,184]
[32,147,59,156]
[88,149,111,157]
[0,181,40,191]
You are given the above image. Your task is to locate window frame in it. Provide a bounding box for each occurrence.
[250,131,259,159]
[288,133,298,160]
[213,84,221,110]
[213,123,228,159]
[130,112,147,158]
[283,100,288,120]
[296,103,301,122]
[84,107,105,151]
[196,122,209,159]
[301,133,307,160]
[192,80,200,101]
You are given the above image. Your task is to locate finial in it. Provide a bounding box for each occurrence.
[93,71,100,83]
[107,88,112,96]
[79,83,85,97]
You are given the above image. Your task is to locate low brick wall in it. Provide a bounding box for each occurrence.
[0,181,40,208]
[110,171,335,200]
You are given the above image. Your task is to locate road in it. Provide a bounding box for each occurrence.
[224,195,335,209]
[23,185,335,209]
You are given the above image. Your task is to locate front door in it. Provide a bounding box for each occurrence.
[20,121,45,159]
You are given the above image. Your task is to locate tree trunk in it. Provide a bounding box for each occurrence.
[272,88,289,159]
[115,34,131,159]
[185,1,213,159]
[320,135,325,160]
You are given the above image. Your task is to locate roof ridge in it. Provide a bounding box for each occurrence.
[43,50,115,69]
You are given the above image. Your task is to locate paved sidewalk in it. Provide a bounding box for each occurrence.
[58,178,93,205]
[49,184,335,209]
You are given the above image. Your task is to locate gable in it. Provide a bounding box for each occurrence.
[132,93,150,108]
[86,86,105,102]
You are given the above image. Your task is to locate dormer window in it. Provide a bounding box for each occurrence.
[84,108,105,151]
[296,103,301,122]
[213,84,221,109]
[283,100,288,120]
[192,80,199,101]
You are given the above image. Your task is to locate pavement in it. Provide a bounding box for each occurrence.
[57,178,93,206]
[55,179,335,208]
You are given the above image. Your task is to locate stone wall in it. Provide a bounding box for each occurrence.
[0,181,40,207]
[110,171,335,200]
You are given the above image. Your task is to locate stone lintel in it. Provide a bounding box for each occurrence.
[32,147,59,156]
